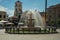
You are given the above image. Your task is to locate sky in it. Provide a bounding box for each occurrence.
[0,0,60,17]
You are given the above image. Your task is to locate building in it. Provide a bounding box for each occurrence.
[8,16,18,22]
[0,11,7,21]
[14,0,22,20]
[40,12,45,25]
[46,4,60,27]
[8,0,23,26]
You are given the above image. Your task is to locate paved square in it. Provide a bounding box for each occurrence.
[0,29,60,40]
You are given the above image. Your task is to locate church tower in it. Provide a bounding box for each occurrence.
[14,0,22,19]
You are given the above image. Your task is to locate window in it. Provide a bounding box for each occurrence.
[0,15,2,18]
[15,3,17,6]
[16,9,18,12]
[58,14,60,18]
[18,4,21,7]
[18,15,21,18]
[4,15,6,18]
[19,9,22,11]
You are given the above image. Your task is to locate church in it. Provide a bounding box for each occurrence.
[9,0,23,25]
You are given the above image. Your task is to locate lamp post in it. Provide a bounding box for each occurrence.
[45,0,47,26]
[44,0,47,32]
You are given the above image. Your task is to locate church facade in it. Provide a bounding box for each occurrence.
[14,1,22,20]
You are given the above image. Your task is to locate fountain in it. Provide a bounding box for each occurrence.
[19,10,45,28]
[5,10,57,34]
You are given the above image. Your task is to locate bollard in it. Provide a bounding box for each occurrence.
[53,28,56,32]
[34,29,36,33]
[51,28,53,32]
[5,28,7,33]
[40,28,41,33]
[13,28,15,33]
[44,28,46,33]
[17,28,19,34]
[48,28,50,33]
[10,28,11,33]
[7,28,9,32]
[23,28,24,34]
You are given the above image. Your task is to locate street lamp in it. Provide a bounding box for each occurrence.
[43,0,47,32]
[45,0,47,26]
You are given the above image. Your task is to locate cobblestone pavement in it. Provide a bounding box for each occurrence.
[0,29,60,40]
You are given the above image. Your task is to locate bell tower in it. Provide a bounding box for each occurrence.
[14,0,22,19]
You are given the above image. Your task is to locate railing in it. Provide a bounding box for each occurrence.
[5,26,57,34]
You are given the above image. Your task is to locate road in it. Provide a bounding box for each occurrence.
[0,29,60,40]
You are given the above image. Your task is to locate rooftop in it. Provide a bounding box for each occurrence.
[48,4,60,9]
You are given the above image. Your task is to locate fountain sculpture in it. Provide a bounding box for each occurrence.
[5,10,57,34]
[19,10,45,28]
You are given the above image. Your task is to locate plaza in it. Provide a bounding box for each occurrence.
[0,0,60,40]
[0,29,60,40]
